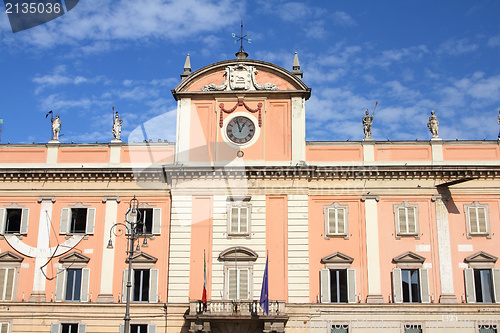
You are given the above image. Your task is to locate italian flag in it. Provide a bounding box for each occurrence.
[202,251,207,307]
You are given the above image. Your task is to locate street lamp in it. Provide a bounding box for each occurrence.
[107,195,146,333]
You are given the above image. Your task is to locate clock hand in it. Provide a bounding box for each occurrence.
[236,120,243,132]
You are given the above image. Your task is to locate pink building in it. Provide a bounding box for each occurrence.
[0,51,499,333]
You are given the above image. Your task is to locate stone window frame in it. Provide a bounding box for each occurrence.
[323,202,349,240]
[55,251,91,303]
[226,196,252,238]
[391,251,430,304]
[0,251,23,302]
[0,203,30,237]
[122,252,159,304]
[393,201,420,239]
[319,252,356,304]
[463,251,500,304]
[219,247,258,300]
[125,203,162,238]
[464,201,491,239]
[59,202,96,236]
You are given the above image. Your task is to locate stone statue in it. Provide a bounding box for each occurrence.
[497,109,500,139]
[427,110,439,139]
[51,115,61,141]
[112,111,123,140]
[362,109,373,140]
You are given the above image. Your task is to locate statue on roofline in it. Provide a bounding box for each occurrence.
[427,110,440,139]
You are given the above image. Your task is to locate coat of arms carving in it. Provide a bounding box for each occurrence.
[202,64,279,92]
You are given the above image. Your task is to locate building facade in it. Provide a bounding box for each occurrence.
[0,51,499,333]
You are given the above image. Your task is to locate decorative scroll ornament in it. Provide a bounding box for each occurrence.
[219,98,263,128]
[202,64,278,92]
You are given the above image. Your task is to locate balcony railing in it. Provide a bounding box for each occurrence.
[189,300,285,317]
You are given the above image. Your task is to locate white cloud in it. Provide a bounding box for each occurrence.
[488,34,500,47]
[437,38,478,55]
[332,11,356,27]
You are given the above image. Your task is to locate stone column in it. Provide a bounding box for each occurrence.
[97,196,121,303]
[361,194,384,303]
[29,196,56,302]
[432,194,457,303]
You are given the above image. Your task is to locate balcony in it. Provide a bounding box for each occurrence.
[186,300,287,333]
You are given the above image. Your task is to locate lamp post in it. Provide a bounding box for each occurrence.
[107,196,147,333]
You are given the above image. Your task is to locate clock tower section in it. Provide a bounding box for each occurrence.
[171,52,311,165]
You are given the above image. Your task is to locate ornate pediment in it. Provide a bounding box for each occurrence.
[0,251,24,262]
[392,251,426,264]
[321,252,354,264]
[464,251,498,263]
[126,251,158,264]
[202,64,278,92]
[59,251,90,263]
[218,247,258,262]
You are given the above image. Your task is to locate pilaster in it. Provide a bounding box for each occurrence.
[361,194,384,303]
[175,98,192,163]
[97,196,121,303]
[291,97,306,163]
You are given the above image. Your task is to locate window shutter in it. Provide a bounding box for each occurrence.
[148,324,157,333]
[119,324,124,333]
[392,268,402,303]
[81,268,90,302]
[4,268,14,300]
[0,269,5,300]
[20,208,29,235]
[152,208,161,235]
[419,269,430,303]
[122,269,129,303]
[86,208,96,235]
[0,323,8,333]
[469,208,478,233]
[54,269,66,302]
[477,207,487,233]
[492,269,500,303]
[398,208,406,234]
[464,268,476,303]
[240,207,248,234]
[149,269,159,303]
[407,208,416,233]
[78,323,87,333]
[50,323,60,333]
[347,269,356,303]
[328,208,336,234]
[228,269,237,300]
[59,208,70,234]
[337,208,345,234]
[239,269,249,300]
[320,269,331,303]
[0,208,6,235]
[230,208,239,233]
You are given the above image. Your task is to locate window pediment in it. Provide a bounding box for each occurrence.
[321,252,354,264]
[465,251,498,264]
[219,247,258,262]
[0,251,24,262]
[126,251,158,264]
[59,251,90,263]
[392,251,426,264]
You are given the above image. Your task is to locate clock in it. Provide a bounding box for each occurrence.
[226,116,256,144]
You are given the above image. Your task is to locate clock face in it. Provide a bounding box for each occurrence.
[226,116,256,144]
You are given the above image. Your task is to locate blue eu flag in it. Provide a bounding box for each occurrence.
[259,257,269,315]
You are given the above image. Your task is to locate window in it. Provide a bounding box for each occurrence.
[331,326,348,333]
[227,267,250,300]
[226,197,251,237]
[136,207,161,235]
[50,323,86,333]
[393,201,419,239]
[119,324,157,333]
[55,252,90,302]
[0,323,8,333]
[219,247,258,301]
[464,252,500,303]
[404,326,422,333]
[479,326,497,333]
[133,269,150,302]
[401,269,420,303]
[0,268,15,301]
[324,202,349,239]
[320,268,356,303]
[0,205,29,235]
[121,253,159,303]
[59,204,95,235]
[65,269,82,301]
[392,252,430,304]
[465,202,490,238]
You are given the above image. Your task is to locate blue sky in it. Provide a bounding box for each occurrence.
[1,0,500,144]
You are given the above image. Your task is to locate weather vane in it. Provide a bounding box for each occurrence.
[232,19,251,53]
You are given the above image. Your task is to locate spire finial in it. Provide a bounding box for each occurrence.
[232,19,251,59]
[292,52,303,79]
[180,53,191,80]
